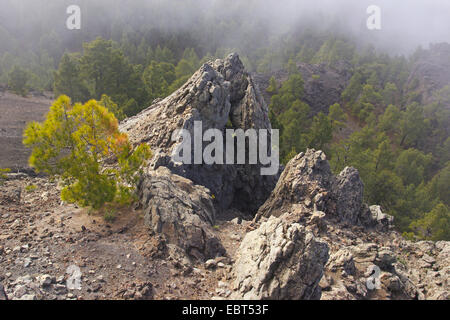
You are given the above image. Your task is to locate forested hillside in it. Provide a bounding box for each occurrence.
[0,0,448,241]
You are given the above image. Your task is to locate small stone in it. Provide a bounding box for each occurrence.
[39,274,54,287]
[231,217,241,225]
[14,285,27,298]
[422,254,436,265]
[230,234,240,241]
[205,259,217,269]
[23,258,31,268]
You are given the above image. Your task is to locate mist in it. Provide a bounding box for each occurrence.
[0,0,449,56]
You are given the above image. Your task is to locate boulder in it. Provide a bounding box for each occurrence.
[231,215,329,299]
[138,166,225,261]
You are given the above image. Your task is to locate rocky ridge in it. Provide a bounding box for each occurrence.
[0,53,448,300]
[123,54,448,299]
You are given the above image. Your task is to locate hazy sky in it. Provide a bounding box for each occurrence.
[1,0,449,54]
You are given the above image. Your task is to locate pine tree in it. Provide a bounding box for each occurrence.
[8,65,29,96]
[54,53,89,103]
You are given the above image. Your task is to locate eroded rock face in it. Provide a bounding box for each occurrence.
[332,167,364,225]
[138,166,225,261]
[231,215,329,299]
[256,150,333,220]
[120,53,277,214]
[255,149,391,228]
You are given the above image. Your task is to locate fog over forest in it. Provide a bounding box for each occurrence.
[1,0,449,55]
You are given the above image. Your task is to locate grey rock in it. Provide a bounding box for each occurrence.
[13,285,28,298]
[327,248,356,275]
[256,149,333,220]
[231,215,329,299]
[256,149,395,229]
[18,294,36,300]
[39,274,55,288]
[205,259,217,269]
[121,53,278,215]
[138,166,225,261]
[332,167,364,225]
[0,283,8,300]
[368,205,394,230]
[376,248,397,270]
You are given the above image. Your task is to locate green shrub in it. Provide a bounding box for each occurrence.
[23,95,151,210]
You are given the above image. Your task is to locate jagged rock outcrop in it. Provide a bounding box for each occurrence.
[249,148,448,300]
[138,166,225,261]
[120,51,448,300]
[255,149,387,228]
[255,150,333,220]
[231,215,329,299]
[332,167,364,225]
[120,53,278,215]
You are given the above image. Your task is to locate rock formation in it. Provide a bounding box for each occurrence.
[255,149,380,228]
[122,54,449,299]
[0,52,448,300]
[138,166,225,261]
[120,53,278,216]
[231,215,329,299]
[243,148,448,300]
[120,53,279,260]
